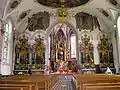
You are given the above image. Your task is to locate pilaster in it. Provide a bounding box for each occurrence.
[93,39,100,65]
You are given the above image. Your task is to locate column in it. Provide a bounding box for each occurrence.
[45,39,50,74]
[29,52,32,64]
[1,22,11,75]
[93,39,100,65]
[0,21,3,74]
[112,30,119,73]
[12,30,18,74]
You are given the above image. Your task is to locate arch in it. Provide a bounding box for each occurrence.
[32,30,45,39]
[79,31,93,40]
[46,22,79,72]
[97,32,107,40]
[18,32,31,39]
[45,21,78,39]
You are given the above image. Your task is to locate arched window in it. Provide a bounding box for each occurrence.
[70,34,76,58]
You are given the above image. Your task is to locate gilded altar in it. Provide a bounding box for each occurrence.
[14,35,45,71]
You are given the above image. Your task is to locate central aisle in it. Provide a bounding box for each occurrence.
[52,75,76,90]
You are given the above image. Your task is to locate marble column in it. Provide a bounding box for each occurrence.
[93,39,100,65]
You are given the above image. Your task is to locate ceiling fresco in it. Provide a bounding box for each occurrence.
[35,0,89,8]
[26,11,50,31]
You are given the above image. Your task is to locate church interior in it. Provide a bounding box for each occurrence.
[1,0,120,90]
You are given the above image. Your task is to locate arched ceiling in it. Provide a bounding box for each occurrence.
[0,0,120,33]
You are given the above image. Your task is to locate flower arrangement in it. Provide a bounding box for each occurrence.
[59,61,67,70]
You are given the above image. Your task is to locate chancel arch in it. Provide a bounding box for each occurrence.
[47,23,79,72]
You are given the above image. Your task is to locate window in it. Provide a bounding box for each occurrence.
[71,34,76,58]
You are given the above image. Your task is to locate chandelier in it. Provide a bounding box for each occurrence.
[57,0,68,21]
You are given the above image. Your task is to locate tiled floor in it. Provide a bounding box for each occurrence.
[52,75,76,90]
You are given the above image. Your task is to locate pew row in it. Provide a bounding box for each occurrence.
[0,74,59,90]
[73,74,120,90]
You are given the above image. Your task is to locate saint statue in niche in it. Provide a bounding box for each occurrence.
[57,51,64,60]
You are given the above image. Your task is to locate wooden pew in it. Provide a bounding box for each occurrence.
[0,87,26,90]
[85,85,120,90]
[0,83,35,90]
[83,83,120,90]
[0,84,29,90]
[0,74,59,90]
[74,74,120,90]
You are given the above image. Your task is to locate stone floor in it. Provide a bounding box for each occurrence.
[52,75,76,90]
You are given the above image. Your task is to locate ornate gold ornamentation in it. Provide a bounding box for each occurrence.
[98,34,114,65]
[80,34,94,65]
[57,0,68,22]
[33,35,45,56]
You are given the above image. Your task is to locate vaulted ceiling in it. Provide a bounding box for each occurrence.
[0,0,120,33]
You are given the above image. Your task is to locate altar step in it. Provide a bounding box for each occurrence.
[52,75,76,90]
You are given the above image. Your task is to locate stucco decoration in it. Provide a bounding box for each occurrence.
[75,12,101,31]
[26,11,50,32]
[35,0,89,8]
[17,9,31,23]
[7,0,22,13]
[97,8,112,21]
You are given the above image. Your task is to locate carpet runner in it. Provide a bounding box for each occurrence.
[52,75,76,90]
